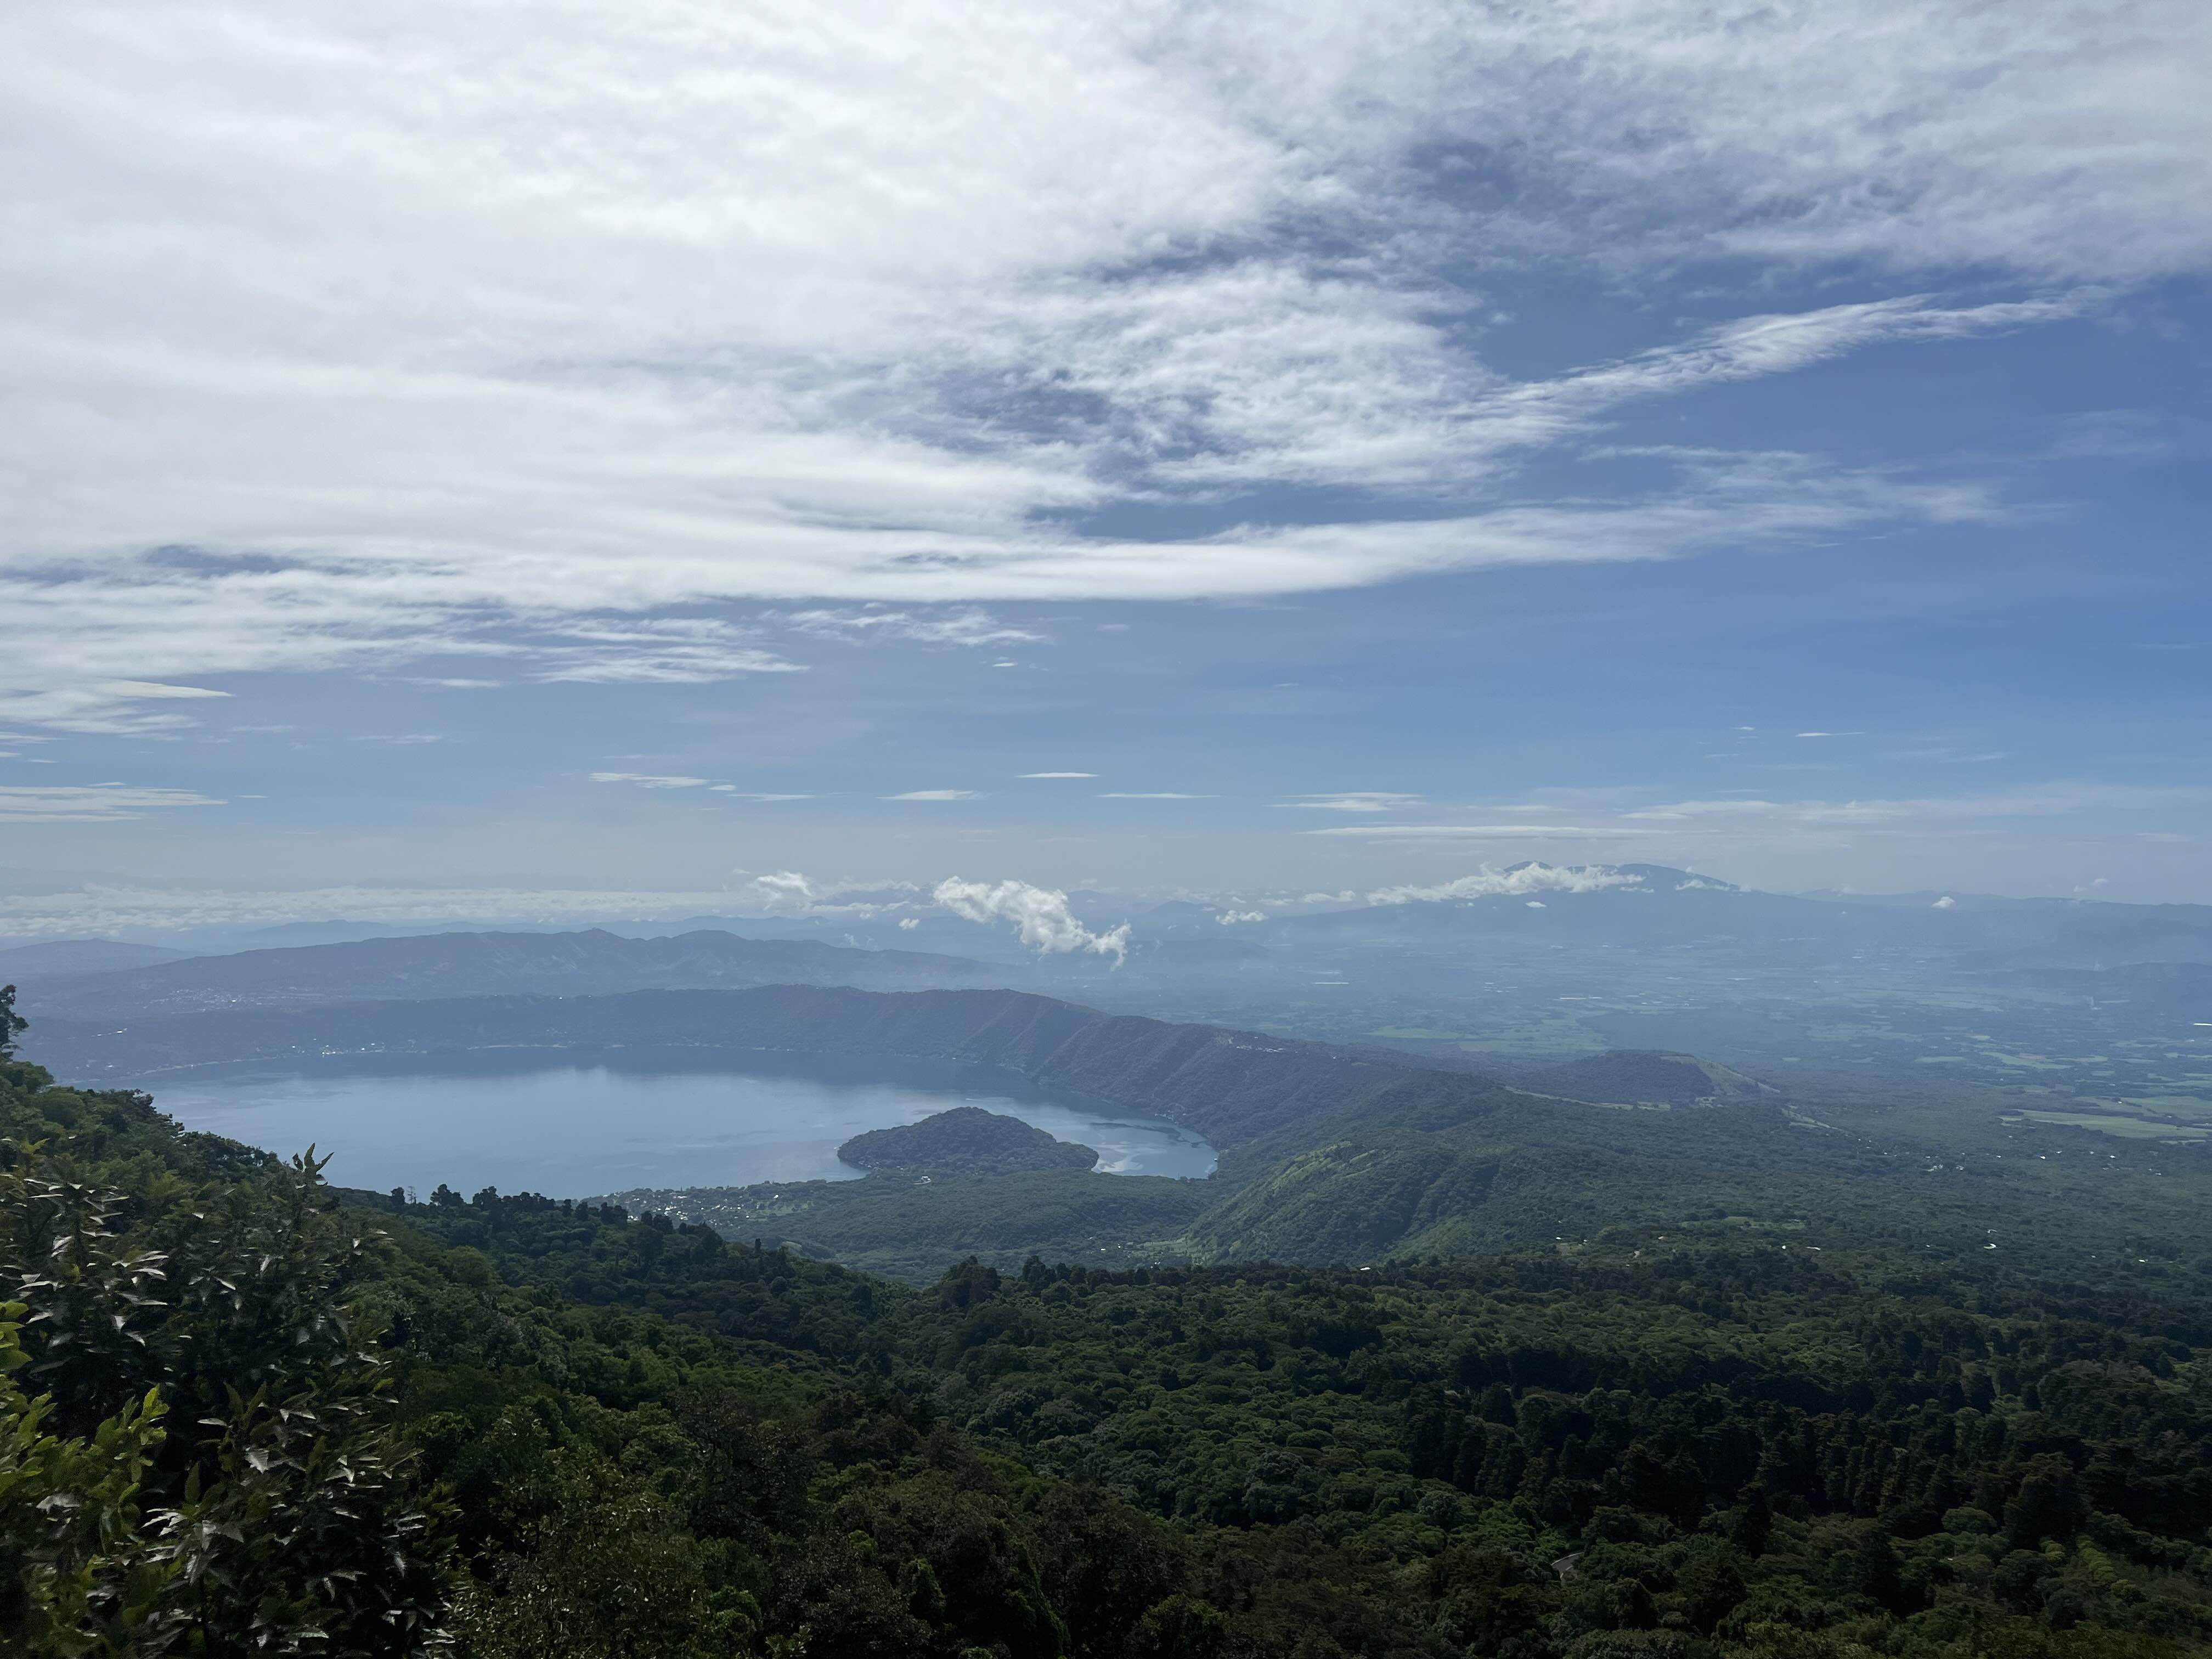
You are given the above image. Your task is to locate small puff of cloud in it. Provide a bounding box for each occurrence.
[1279,792,1423,812]
[1933,894,1957,909]
[884,788,981,801]
[592,771,711,789]
[1366,862,1646,905]
[746,870,822,915]
[933,876,1129,962]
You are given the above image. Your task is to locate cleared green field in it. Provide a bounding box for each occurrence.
[2019,1109,2209,1141]
[2118,1093,2212,1120]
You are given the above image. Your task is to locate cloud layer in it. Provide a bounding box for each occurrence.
[9,3,2200,724]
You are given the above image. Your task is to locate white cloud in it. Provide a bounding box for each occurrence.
[1365,864,1649,905]
[1178,1,2210,278]
[5,3,2187,720]
[744,871,823,915]
[1216,910,1268,924]
[727,870,915,919]
[884,789,981,802]
[0,783,226,822]
[1280,792,1423,812]
[775,608,1046,647]
[933,877,1130,961]
[1933,895,1957,909]
[1626,783,2203,826]
[591,771,713,789]
[1306,823,1661,839]
[0,681,232,737]
[534,619,804,684]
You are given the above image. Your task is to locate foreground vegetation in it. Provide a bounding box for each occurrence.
[6,1043,2210,1658]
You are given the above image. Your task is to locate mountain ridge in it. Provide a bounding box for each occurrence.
[14,926,991,1020]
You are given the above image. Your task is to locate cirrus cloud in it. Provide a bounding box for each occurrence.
[0,783,227,822]
[1280,792,1424,812]
[5,2,2189,724]
[1304,823,1663,839]
[591,771,713,789]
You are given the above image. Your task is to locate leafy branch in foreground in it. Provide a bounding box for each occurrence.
[2,1130,455,1655]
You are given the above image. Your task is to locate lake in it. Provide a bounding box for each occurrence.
[145,1046,1218,1198]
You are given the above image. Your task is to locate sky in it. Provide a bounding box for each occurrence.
[3,0,2209,939]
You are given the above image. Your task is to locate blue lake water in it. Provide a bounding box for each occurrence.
[145,1047,1217,1198]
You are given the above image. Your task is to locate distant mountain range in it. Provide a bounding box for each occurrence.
[1194,864,2212,969]
[0,938,195,980]
[10,862,2210,1065]
[11,927,990,1022]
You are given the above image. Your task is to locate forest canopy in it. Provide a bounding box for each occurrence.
[4,1045,2210,1658]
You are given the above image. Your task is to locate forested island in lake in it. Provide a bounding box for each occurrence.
[838,1105,1102,1176]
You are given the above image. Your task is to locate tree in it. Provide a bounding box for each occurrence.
[2,1148,458,1653]
[0,985,25,1059]
[0,1300,174,1652]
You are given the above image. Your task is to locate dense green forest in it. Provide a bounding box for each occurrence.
[837,1108,1101,1177]
[7,1034,2211,1659]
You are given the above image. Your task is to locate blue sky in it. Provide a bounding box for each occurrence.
[2,2,2207,937]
